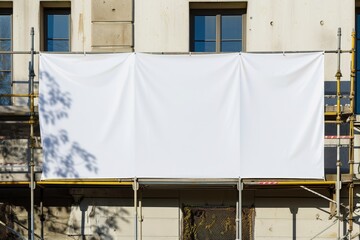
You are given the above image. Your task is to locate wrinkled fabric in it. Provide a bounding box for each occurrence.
[39,52,324,179]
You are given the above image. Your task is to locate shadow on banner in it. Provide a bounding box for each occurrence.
[39,71,98,178]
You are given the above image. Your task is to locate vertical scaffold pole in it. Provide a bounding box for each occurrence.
[237,178,242,240]
[139,190,143,240]
[133,178,138,240]
[29,27,36,240]
[348,30,356,239]
[336,27,342,240]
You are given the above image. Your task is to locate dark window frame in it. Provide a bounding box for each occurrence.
[190,9,245,53]
[356,8,360,113]
[43,8,71,52]
[0,8,12,105]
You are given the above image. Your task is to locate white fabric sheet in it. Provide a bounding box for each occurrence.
[39,52,324,179]
[239,53,324,178]
[39,53,135,178]
[135,53,241,178]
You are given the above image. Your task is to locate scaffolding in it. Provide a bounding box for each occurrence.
[0,27,357,240]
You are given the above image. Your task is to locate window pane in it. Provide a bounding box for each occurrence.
[194,41,216,52]
[47,14,69,39]
[357,11,360,79]
[221,41,242,52]
[357,40,360,69]
[45,9,70,52]
[0,15,11,39]
[356,12,360,113]
[0,12,11,105]
[0,71,11,84]
[0,72,11,105]
[357,71,360,113]
[0,54,11,70]
[357,14,360,34]
[0,40,11,51]
[221,15,242,40]
[194,15,216,41]
[47,40,69,52]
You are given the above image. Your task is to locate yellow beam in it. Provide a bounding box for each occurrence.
[325,112,337,116]
[0,181,29,185]
[0,180,336,186]
[0,93,38,97]
[244,181,336,186]
[38,181,133,186]
[0,181,133,186]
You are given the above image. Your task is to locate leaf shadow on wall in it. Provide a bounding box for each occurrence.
[39,71,98,178]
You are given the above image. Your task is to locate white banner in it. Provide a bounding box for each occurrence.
[39,53,135,178]
[239,53,324,178]
[135,53,241,178]
[39,52,324,179]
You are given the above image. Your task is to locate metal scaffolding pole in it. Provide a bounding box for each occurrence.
[28,27,36,240]
[348,30,356,239]
[237,178,242,240]
[4,50,348,55]
[335,27,342,240]
[139,190,143,240]
[133,178,139,240]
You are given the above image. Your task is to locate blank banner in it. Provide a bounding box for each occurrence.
[239,53,324,178]
[39,52,324,180]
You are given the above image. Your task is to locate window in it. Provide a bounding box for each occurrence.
[190,8,245,53]
[0,8,12,105]
[43,8,70,52]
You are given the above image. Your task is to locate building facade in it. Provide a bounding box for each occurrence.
[0,0,360,239]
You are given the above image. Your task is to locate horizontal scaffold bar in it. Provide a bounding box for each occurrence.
[0,181,133,186]
[325,135,353,139]
[244,181,336,185]
[0,93,38,97]
[38,181,133,185]
[0,180,337,187]
[325,135,354,139]
[0,50,353,55]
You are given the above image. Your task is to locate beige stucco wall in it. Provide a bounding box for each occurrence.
[134,0,354,52]
[134,0,189,52]
[91,0,133,52]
